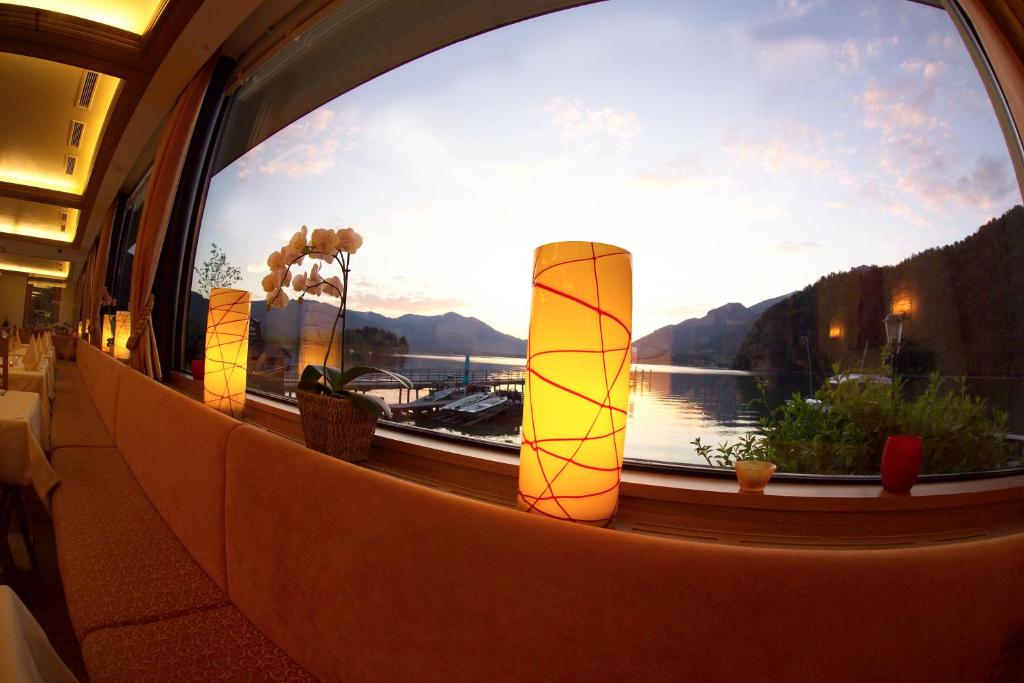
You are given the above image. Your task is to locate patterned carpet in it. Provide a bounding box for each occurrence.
[0,488,88,681]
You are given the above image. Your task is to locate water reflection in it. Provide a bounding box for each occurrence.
[256,352,1024,467]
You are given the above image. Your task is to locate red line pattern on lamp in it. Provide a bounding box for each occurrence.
[517,242,632,525]
[204,288,250,418]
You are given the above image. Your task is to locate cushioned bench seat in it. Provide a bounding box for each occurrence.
[50,356,117,449]
[81,606,316,682]
[52,447,229,638]
[50,343,316,681]
[50,343,1024,681]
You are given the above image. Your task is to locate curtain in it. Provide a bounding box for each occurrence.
[73,248,92,335]
[127,56,217,378]
[84,203,116,347]
[959,0,1024,196]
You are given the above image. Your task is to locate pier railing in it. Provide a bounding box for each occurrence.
[343,368,526,391]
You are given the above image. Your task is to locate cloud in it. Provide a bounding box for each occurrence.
[347,291,465,314]
[836,37,898,74]
[638,152,707,187]
[545,97,639,147]
[895,156,1015,213]
[235,108,360,181]
[858,79,942,135]
[775,0,822,18]
[774,240,821,254]
[491,158,572,183]
[722,122,855,186]
[824,201,850,210]
[855,75,1015,215]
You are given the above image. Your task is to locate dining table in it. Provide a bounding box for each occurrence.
[5,356,53,452]
[0,586,77,682]
[0,390,58,510]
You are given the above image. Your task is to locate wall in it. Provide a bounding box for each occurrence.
[0,273,28,326]
[59,281,77,325]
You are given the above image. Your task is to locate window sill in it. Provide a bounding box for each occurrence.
[169,372,1024,547]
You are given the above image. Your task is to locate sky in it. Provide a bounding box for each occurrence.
[196,0,1021,342]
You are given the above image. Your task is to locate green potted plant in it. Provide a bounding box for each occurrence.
[263,225,412,462]
[692,434,777,492]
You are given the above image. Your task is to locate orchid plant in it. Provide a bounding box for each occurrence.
[262,225,411,419]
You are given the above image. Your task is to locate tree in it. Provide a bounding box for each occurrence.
[194,243,242,297]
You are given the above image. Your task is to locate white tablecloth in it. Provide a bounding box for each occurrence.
[6,361,52,451]
[0,586,77,683]
[0,391,58,509]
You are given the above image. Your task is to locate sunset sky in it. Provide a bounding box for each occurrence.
[196,0,1021,341]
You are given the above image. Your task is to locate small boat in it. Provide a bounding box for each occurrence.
[391,387,462,415]
[457,395,510,425]
[441,392,489,412]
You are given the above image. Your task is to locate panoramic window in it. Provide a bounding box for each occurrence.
[189,0,1023,476]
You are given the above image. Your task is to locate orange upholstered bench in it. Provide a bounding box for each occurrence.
[50,343,313,681]
[49,343,1024,681]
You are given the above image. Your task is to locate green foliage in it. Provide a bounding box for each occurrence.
[193,243,242,298]
[297,364,413,419]
[697,367,1013,475]
[343,326,408,353]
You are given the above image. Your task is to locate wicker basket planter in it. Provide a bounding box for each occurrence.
[296,389,378,462]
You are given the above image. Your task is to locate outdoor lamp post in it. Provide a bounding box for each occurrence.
[884,312,904,383]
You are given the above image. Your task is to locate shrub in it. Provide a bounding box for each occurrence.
[694,369,1013,475]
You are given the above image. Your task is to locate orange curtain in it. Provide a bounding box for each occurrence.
[127,57,217,378]
[959,0,1024,195]
[74,247,93,334]
[80,203,117,347]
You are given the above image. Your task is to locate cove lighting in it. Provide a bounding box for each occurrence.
[2,0,168,34]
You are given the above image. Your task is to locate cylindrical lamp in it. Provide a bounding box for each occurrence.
[112,311,131,360]
[204,288,251,418]
[100,314,113,353]
[517,241,632,526]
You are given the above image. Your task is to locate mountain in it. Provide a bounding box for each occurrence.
[735,204,1024,375]
[244,298,526,357]
[632,294,790,366]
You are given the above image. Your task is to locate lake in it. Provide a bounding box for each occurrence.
[353,353,1024,466]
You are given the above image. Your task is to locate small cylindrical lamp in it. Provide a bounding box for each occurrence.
[517,241,632,526]
[204,288,251,418]
[100,314,113,353]
[113,311,131,360]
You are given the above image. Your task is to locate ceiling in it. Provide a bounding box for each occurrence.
[2,0,169,35]
[0,52,120,196]
[0,0,262,284]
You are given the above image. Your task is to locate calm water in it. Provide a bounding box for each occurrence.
[355,354,1024,466]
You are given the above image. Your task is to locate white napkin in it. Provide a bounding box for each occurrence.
[22,339,39,370]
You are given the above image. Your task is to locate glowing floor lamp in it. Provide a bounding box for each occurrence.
[204,288,251,418]
[112,311,131,360]
[517,241,632,526]
[100,314,113,354]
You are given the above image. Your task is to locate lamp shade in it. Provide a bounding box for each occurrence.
[112,311,130,359]
[99,314,112,352]
[517,241,632,526]
[204,288,250,418]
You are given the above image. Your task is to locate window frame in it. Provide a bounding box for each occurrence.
[170,0,1024,483]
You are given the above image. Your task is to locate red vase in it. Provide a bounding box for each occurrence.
[191,359,205,381]
[882,435,923,494]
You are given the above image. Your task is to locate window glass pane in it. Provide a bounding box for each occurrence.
[111,179,147,310]
[190,0,1023,475]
